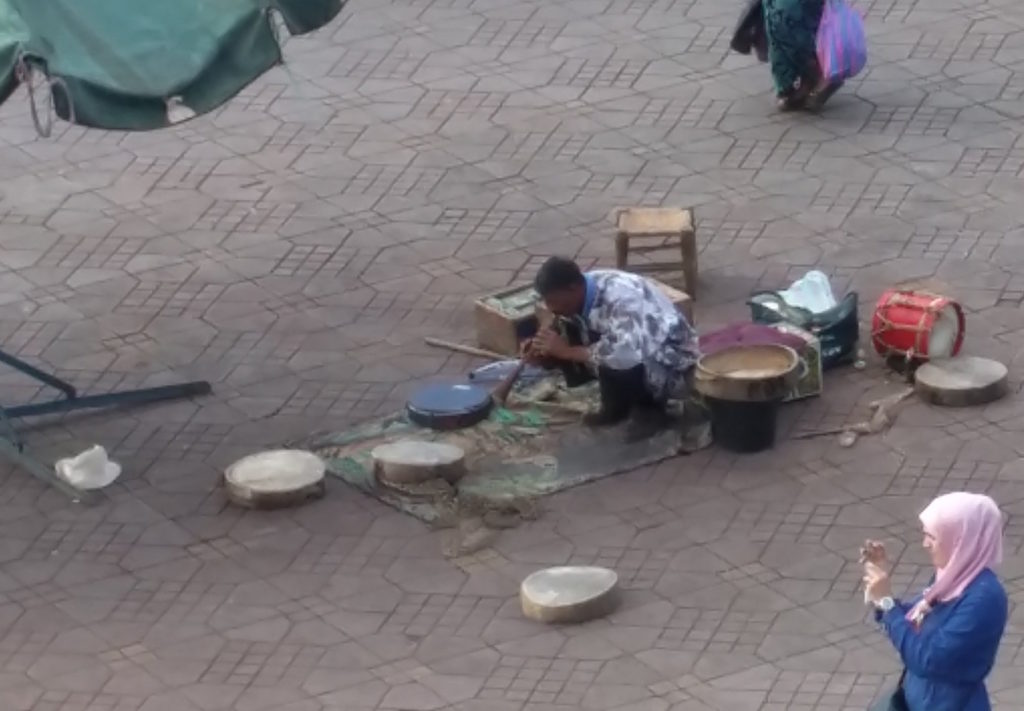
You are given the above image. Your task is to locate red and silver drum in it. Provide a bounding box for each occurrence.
[871,289,964,361]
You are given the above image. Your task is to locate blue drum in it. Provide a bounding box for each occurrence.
[406,382,493,431]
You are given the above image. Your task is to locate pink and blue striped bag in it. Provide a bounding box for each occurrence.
[817,0,867,83]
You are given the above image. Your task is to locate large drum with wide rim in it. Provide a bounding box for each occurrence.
[871,289,964,361]
[406,382,494,431]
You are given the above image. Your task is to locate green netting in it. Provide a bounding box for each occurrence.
[0,0,344,131]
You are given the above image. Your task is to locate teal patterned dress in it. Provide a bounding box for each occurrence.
[763,0,825,96]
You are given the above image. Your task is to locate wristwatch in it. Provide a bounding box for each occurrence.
[877,596,895,612]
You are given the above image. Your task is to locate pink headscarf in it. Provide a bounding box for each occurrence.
[907,492,1003,623]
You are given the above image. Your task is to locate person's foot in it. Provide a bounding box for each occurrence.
[777,64,823,112]
[776,80,813,112]
[624,403,672,442]
[807,80,844,111]
[776,93,806,112]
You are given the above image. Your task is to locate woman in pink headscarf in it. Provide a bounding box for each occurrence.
[861,492,1007,711]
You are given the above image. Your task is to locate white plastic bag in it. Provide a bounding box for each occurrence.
[55,445,122,490]
[778,270,837,314]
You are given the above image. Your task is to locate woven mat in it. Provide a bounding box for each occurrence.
[304,384,701,529]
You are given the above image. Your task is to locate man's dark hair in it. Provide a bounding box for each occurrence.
[534,256,584,296]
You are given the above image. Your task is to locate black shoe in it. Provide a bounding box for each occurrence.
[582,406,631,428]
[808,80,844,112]
[625,403,672,442]
[776,83,811,112]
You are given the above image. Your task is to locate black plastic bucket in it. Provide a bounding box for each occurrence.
[706,396,779,453]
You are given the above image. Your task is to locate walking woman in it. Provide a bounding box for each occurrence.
[862,492,1007,711]
[763,0,826,110]
[732,0,849,111]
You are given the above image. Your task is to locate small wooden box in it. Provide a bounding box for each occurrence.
[654,279,695,325]
[535,277,694,328]
[474,284,540,356]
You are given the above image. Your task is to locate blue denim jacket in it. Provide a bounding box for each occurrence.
[877,569,1006,711]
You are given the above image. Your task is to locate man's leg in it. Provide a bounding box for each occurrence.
[582,364,646,427]
[554,318,595,388]
[626,391,673,440]
[558,361,594,388]
[624,365,675,439]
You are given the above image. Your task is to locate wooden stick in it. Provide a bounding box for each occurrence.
[792,426,850,440]
[424,337,506,360]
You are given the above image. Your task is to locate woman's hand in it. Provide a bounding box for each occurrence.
[863,562,893,605]
[859,539,889,569]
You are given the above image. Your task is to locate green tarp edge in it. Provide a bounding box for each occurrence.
[54,11,281,131]
[5,0,345,132]
[0,43,17,107]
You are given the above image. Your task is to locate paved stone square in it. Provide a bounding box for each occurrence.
[1,0,1024,708]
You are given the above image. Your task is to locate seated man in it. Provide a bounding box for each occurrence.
[524,256,699,433]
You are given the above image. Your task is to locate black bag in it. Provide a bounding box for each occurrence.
[731,0,769,62]
[747,290,860,370]
[869,670,909,711]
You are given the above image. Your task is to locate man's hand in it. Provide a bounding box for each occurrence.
[520,338,543,366]
[533,328,570,360]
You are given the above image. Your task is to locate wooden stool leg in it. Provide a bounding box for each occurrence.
[615,231,629,270]
[680,228,697,299]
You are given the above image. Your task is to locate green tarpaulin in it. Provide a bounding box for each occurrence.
[0,0,344,131]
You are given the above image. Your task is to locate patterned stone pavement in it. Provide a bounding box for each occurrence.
[1,0,1024,708]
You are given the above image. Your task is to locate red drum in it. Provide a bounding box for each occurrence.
[871,289,964,360]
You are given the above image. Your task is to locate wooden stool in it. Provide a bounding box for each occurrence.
[614,207,698,298]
